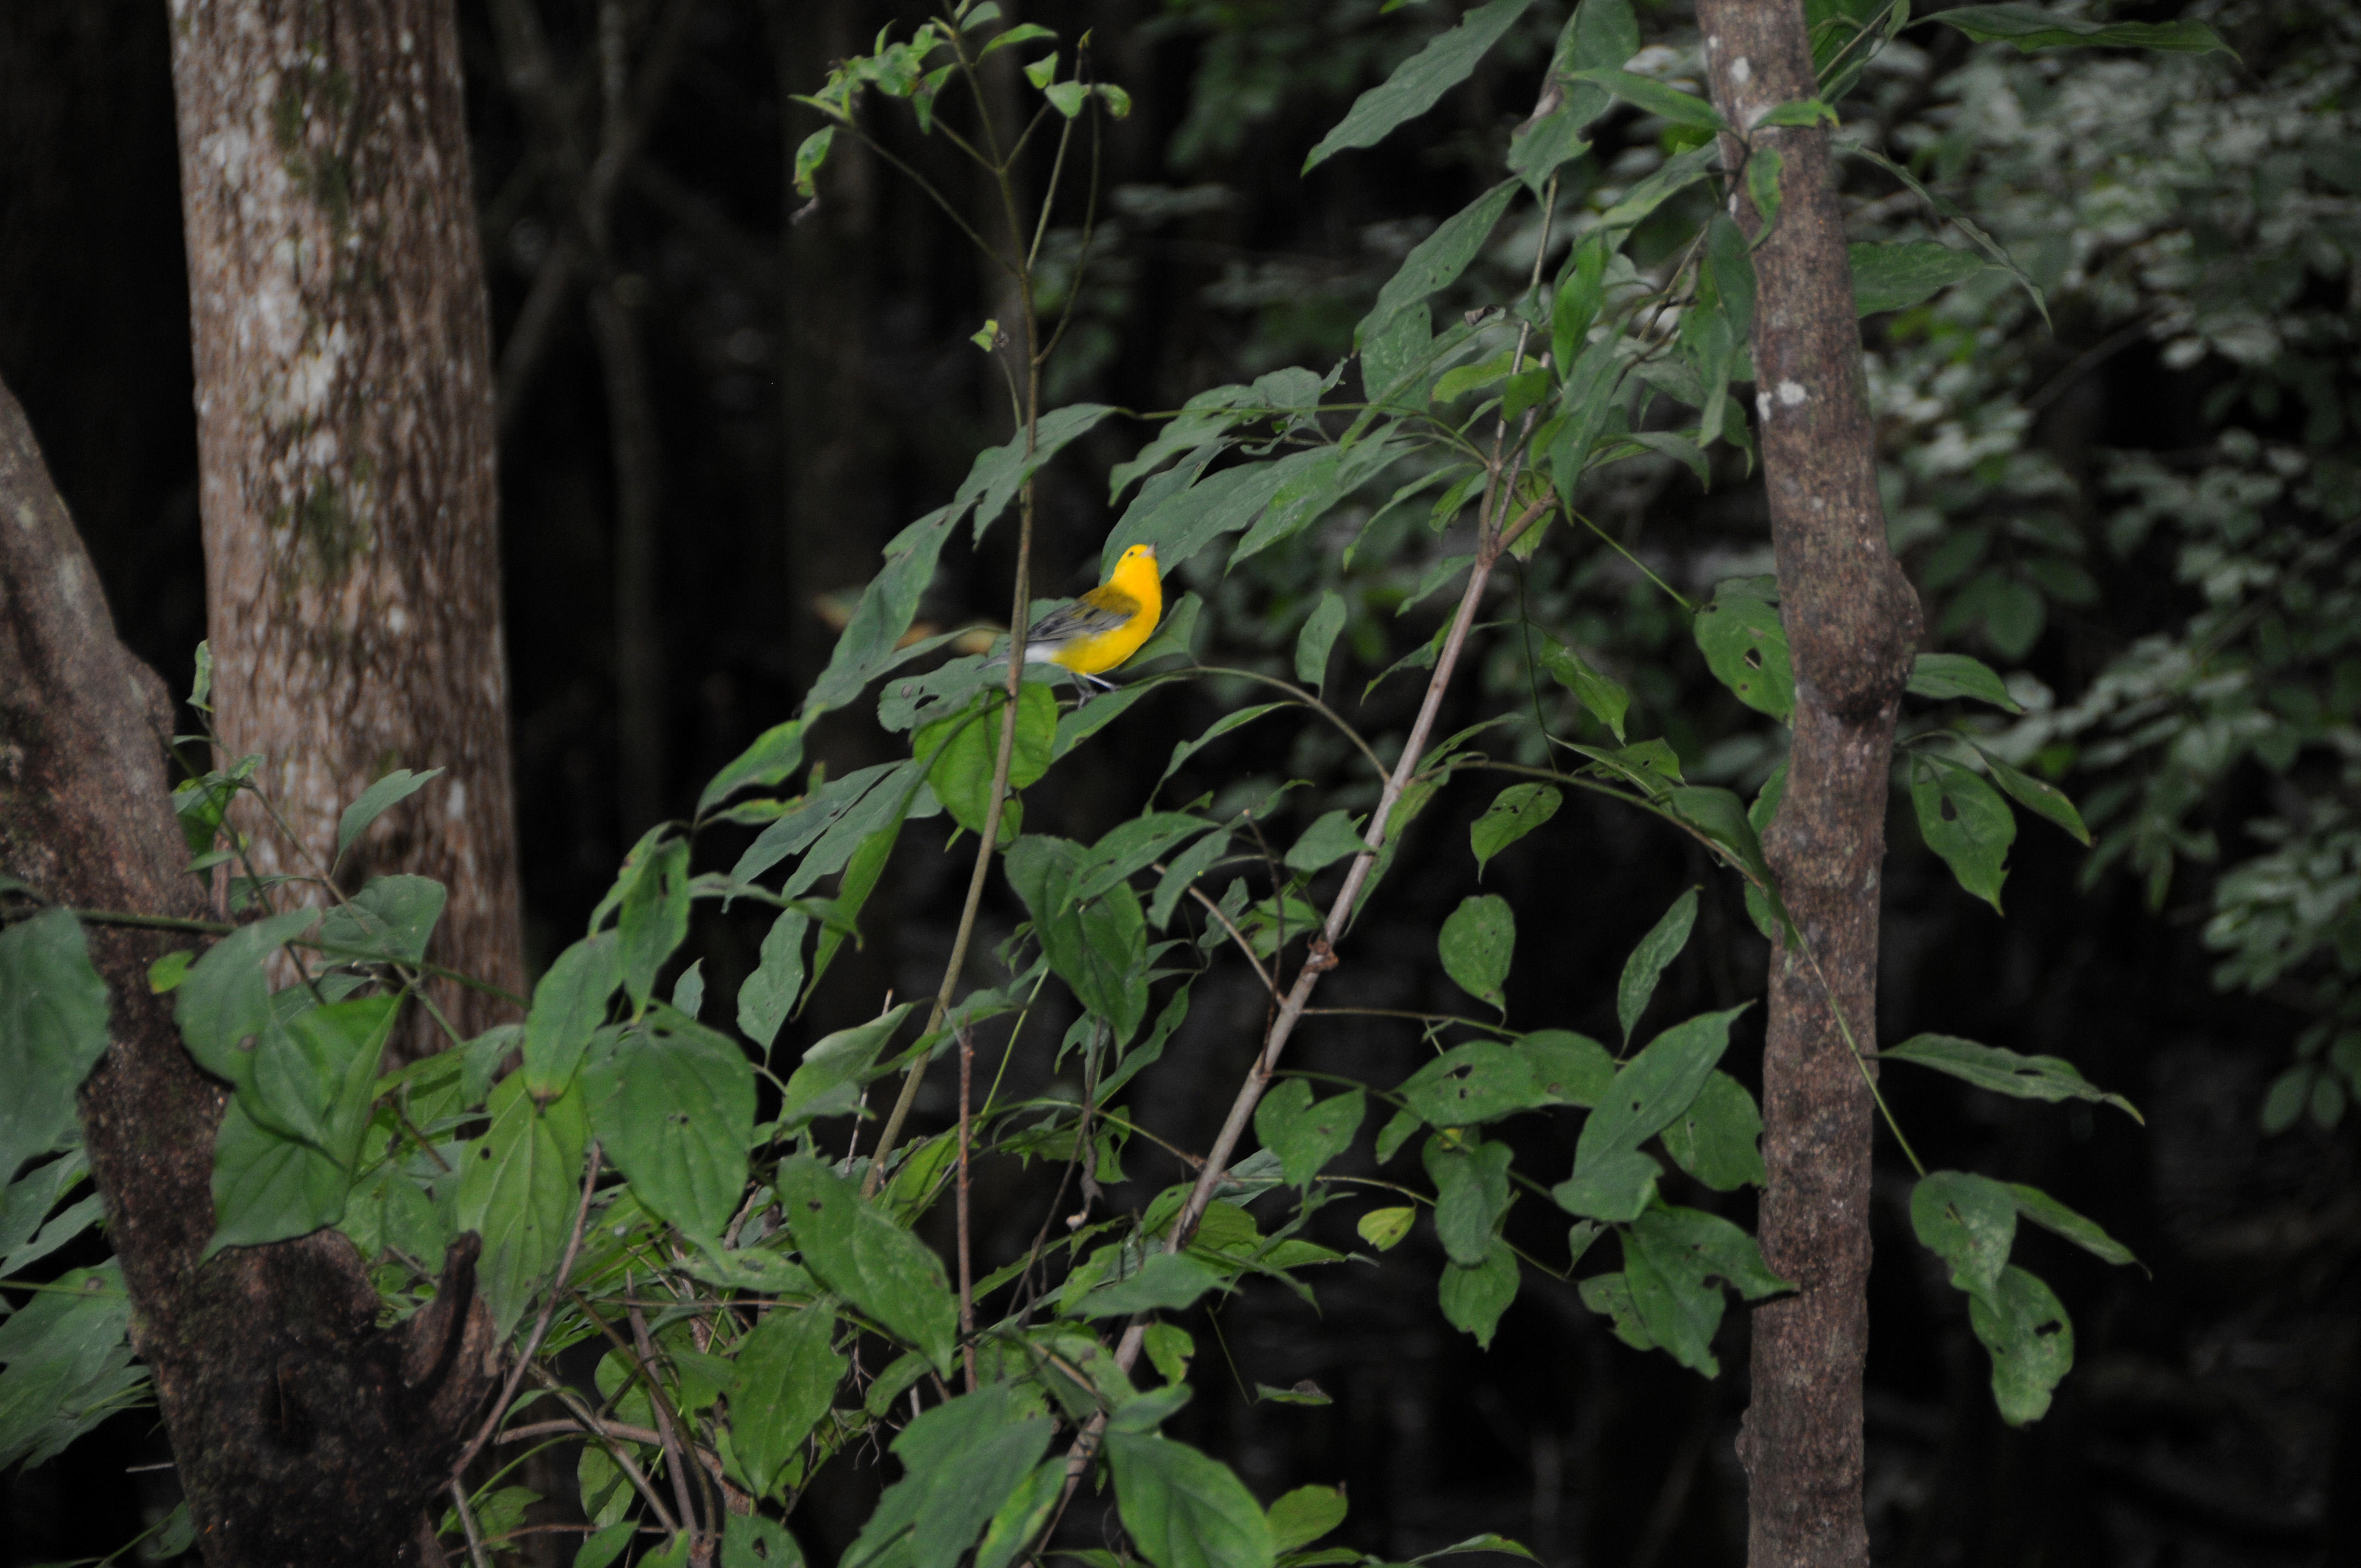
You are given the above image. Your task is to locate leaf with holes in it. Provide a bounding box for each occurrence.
[1399,1042,1547,1128]
[1658,1071,1766,1190]
[584,1009,755,1240]
[1693,585,1792,721]
[1470,785,1560,880]
[1970,1265,2075,1425]
[1912,758,2016,913]
[776,1156,958,1374]
[1254,1080,1366,1188]
[1911,1170,2017,1299]
[1439,895,1514,1014]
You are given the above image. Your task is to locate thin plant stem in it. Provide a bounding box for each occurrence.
[958,1025,978,1391]
[629,1303,706,1543]
[449,1479,491,1568]
[1187,667,1388,778]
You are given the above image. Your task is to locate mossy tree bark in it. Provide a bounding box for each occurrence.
[1,372,498,1567]
[1695,2,1925,1564]
[168,0,523,1062]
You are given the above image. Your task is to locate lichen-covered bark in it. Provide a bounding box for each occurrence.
[167,0,522,1060]
[1694,3,1925,1566]
[1,372,497,1566]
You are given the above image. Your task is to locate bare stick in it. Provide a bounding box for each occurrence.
[630,1303,705,1543]
[451,1145,605,1479]
[450,1479,491,1568]
[524,1363,683,1538]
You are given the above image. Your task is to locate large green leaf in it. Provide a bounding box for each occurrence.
[730,1303,846,1500]
[1847,241,1996,316]
[1352,179,1522,350]
[845,1385,1057,1568]
[523,933,621,1095]
[1253,1079,1366,1188]
[1305,2,1537,171]
[208,1096,351,1256]
[617,837,692,1008]
[1906,651,2021,711]
[698,720,806,817]
[1693,582,1793,721]
[1104,457,1303,576]
[584,1009,755,1240]
[173,908,319,1085]
[1580,1006,1749,1157]
[0,1261,144,1471]
[1435,1236,1520,1349]
[1911,758,2016,912]
[1004,836,1150,1043]
[731,761,901,885]
[917,684,1058,841]
[1615,889,1698,1046]
[1564,67,1726,130]
[1105,1429,1279,1568]
[1657,1070,1766,1190]
[456,1074,588,1337]
[736,909,810,1052]
[245,994,396,1169]
[1078,814,1220,908]
[0,910,111,1184]
[1924,4,2229,54]
[315,874,445,967]
[1399,1042,1548,1128]
[779,1004,915,1131]
[776,1156,958,1374]
[1075,1251,1228,1318]
[1910,1169,2017,1299]
[1881,1033,2140,1120]
[1439,895,1515,1014]
[1470,784,1560,880]
[333,768,444,866]
[1423,1135,1514,1267]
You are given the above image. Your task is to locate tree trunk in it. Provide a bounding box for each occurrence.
[0,371,498,1566]
[1694,3,1924,1565]
[168,0,524,1061]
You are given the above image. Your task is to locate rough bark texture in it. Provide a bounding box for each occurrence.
[168,0,523,1060]
[1,373,499,1566]
[1694,4,1925,1566]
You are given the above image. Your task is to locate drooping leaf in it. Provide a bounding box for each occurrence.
[1436,1236,1520,1348]
[1910,1169,2018,1299]
[845,1384,1057,1568]
[1911,759,2016,912]
[730,1303,847,1500]
[1305,2,1538,171]
[523,933,621,1096]
[1074,1250,1228,1318]
[583,1010,755,1239]
[1981,752,2092,845]
[1906,651,2022,711]
[1969,1265,2074,1425]
[1470,785,1561,879]
[1424,1135,1515,1267]
[0,910,111,1184]
[698,720,806,816]
[617,837,692,1008]
[1439,895,1515,1014]
[1534,638,1629,741]
[779,1004,915,1131]
[334,768,445,867]
[1150,829,1233,930]
[1285,810,1371,876]
[1881,1034,2140,1120]
[1657,1070,1766,1190]
[1004,836,1151,1043]
[1615,889,1698,1046]
[1564,67,1727,130]
[1353,179,1522,350]
[1693,582,1793,721]
[1294,592,1350,692]
[1254,1079,1367,1188]
[776,1156,959,1374]
[737,908,811,1052]
[2005,1183,2137,1268]
[1847,241,1996,316]
[1105,1429,1279,1568]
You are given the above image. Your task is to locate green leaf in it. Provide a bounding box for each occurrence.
[1842,144,2048,326]
[1305,1,1538,170]
[1981,751,2091,846]
[1618,1221,1723,1374]
[1657,1070,1766,1190]
[1005,837,1151,1043]
[584,1010,755,1239]
[975,1463,1067,1568]
[1564,67,1727,130]
[1107,458,1302,576]
[0,1260,144,1470]
[173,908,319,1085]
[1549,1146,1659,1223]
[1581,1005,1749,1158]
[2005,1183,2136,1268]
[1294,592,1348,692]
[737,908,811,1052]
[1151,829,1233,930]
[1424,1135,1514,1266]
[1970,1265,2074,1425]
[1357,1206,1415,1251]
[1416,1534,1537,1563]
[1353,179,1522,350]
[208,1095,351,1256]
[315,873,445,967]
[1399,1043,1547,1128]
[1881,1033,2140,1120]
[699,720,806,816]
[1925,4,2230,55]
[1693,583,1793,721]
[732,761,899,885]
[918,685,1057,842]
[1911,1169,2017,1299]
[1267,1487,1348,1554]
[1075,1251,1228,1318]
[1470,785,1560,880]
[1143,1323,1195,1385]
[1911,758,2016,913]
[618,837,692,1008]
[1616,889,1698,1046]
[724,1516,808,1568]
[1521,1029,1614,1108]
[793,127,834,198]
[1534,638,1628,741]
[1105,1430,1278,1568]
[1579,1270,1653,1349]
[251,994,396,1169]
[1254,1080,1366,1188]
[1439,895,1514,1014]
[1705,211,1756,342]
[1075,814,1218,910]
[455,1075,587,1335]
[1849,241,1995,317]
[1234,435,1405,567]
[523,933,622,1096]
[1437,1236,1519,1348]
[1744,145,1783,231]
[334,767,444,867]
[730,1303,846,1500]
[1155,703,1290,793]
[0,910,111,1184]
[846,1384,1057,1568]
[776,1155,959,1374]
[1755,96,1838,127]
[1906,651,2021,711]
[1599,144,1718,232]
[781,1004,916,1131]
[1285,810,1370,876]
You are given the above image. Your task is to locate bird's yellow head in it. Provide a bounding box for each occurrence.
[1117,543,1159,571]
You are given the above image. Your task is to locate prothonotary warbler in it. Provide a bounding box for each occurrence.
[1023,543,1162,694]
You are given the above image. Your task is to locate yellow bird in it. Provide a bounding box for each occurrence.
[1024,543,1163,694]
